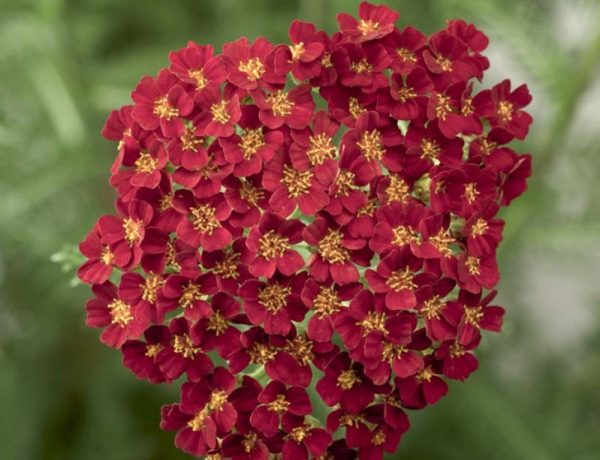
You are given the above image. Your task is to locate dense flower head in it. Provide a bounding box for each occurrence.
[79,3,532,458]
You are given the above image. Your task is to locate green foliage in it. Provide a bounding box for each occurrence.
[1,0,599,459]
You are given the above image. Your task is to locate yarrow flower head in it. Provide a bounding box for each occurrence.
[79,3,532,458]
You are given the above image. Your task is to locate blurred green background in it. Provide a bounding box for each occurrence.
[1,0,600,458]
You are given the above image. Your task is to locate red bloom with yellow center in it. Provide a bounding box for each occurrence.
[79,3,533,458]
[131,69,194,138]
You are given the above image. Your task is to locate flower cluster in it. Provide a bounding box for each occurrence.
[79,3,532,459]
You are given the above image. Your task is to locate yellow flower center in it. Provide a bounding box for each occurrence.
[190,204,221,234]
[464,183,479,204]
[122,218,142,245]
[258,284,292,314]
[313,287,342,318]
[188,68,208,90]
[238,57,265,81]
[210,100,231,124]
[318,229,350,263]
[258,230,290,260]
[248,343,277,365]
[335,170,355,197]
[420,138,441,161]
[281,165,313,197]
[144,343,162,357]
[421,295,445,320]
[357,19,380,36]
[358,311,388,336]
[108,299,133,326]
[464,306,484,326]
[471,218,488,236]
[239,179,265,206]
[372,430,387,446]
[392,226,420,247]
[350,58,373,74]
[337,369,361,390]
[306,133,337,166]
[266,90,295,117]
[134,152,158,173]
[396,86,417,102]
[213,252,240,279]
[287,425,311,443]
[289,42,305,61]
[386,267,417,292]
[416,366,434,383]
[239,128,266,159]
[285,336,313,365]
[207,311,229,335]
[466,256,480,276]
[435,94,453,120]
[180,281,204,309]
[172,334,201,358]
[385,175,410,204]
[435,56,453,72]
[181,125,203,152]
[349,97,366,119]
[497,101,514,122]
[357,129,385,161]
[100,247,114,266]
[382,342,408,363]
[267,394,290,413]
[142,275,165,303]
[429,230,455,257]
[153,96,179,120]
[397,47,417,63]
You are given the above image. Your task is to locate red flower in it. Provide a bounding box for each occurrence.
[331,43,391,93]
[289,110,340,185]
[395,356,448,409]
[435,337,479,381]
[220,105,283,177]
[250,381,312,437]
[173,191,233,251]
[341,111,403,179]
[168,42,226,92]
[246,212,305,277]
[239,274,307,335]
[191,293,243,359]
[274,20,325,81]
[223,37,283,92]
[448,289,505,345]
[97,199,154,268]
[155,317,214,382]
[272,153,325,220]
[316,352,377,412]
[85,282,150,349]
[382,26,427,75]
[337,2,400,42]
[422,31,474,90]
[159,272,217,321]
[281,416,332,460]
[473,79,533,139]
[78,223,129,284]
[253,85,315,129]
[194,85,242,137]
[122,325,171,384]
[131,69,194,138]
[303,216,364,285]
[223,175,270,228]
[378,67,433,120]
[160,367,237,457]
[365,247,436,310]
[301,279,362,343]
